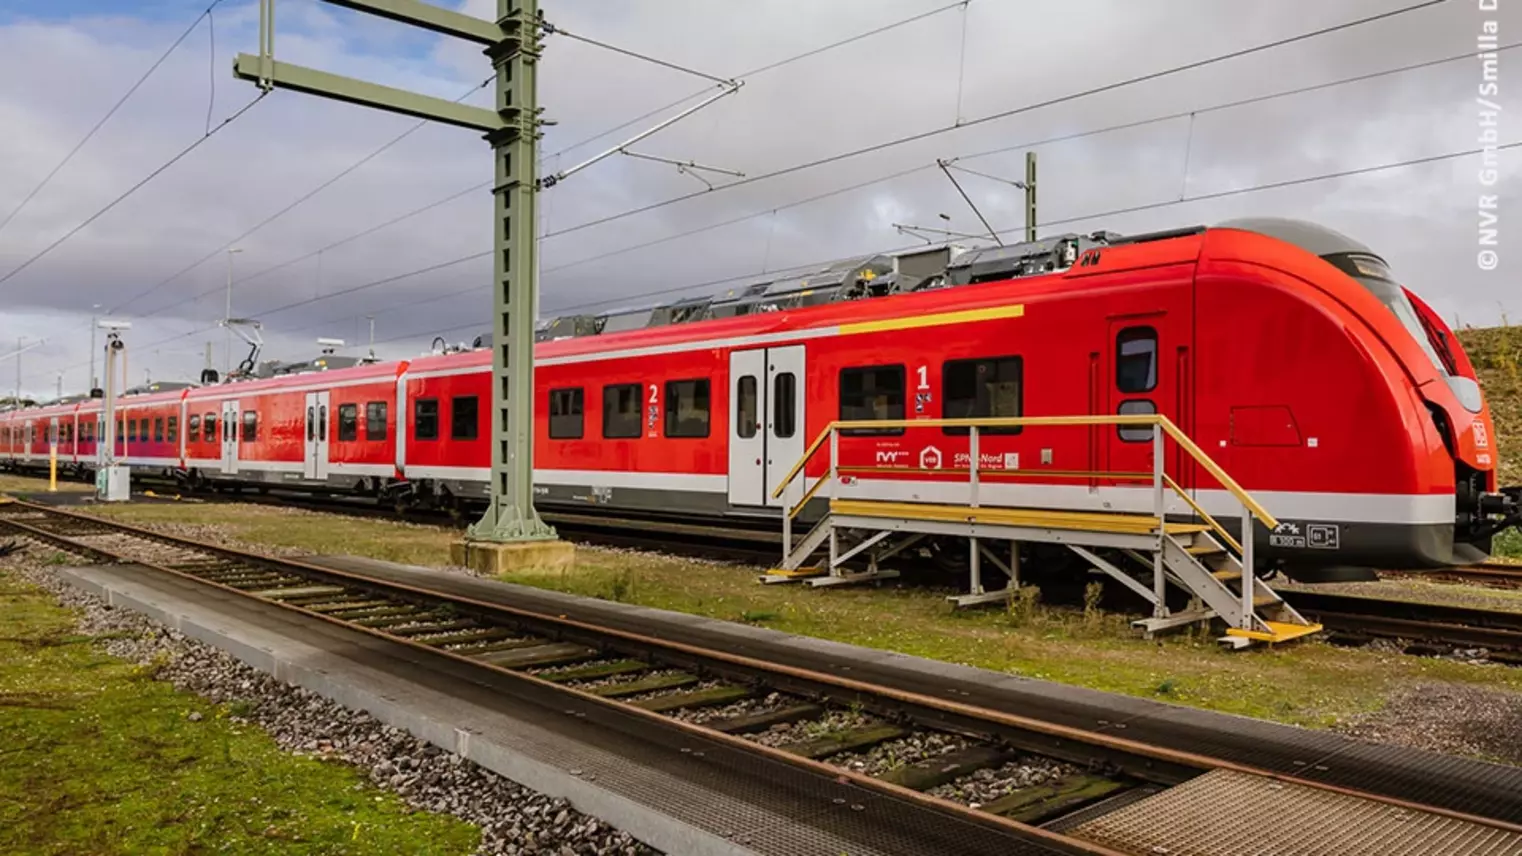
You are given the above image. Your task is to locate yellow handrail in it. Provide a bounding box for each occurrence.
[1163,472,1243,554]
[771,414,1279,531]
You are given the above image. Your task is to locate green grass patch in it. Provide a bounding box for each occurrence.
[0,569,479,855]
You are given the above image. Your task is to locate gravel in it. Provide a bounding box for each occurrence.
[1335,681,1522,765]
[669,691,793,726]
[4,545,656,855]
[745,708,877,749]
[927,758,1076,808]
[832,732,971,777]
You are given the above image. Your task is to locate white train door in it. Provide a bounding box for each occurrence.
[727,345,805,508]
[221,400,239,474]
[303,391,330,480]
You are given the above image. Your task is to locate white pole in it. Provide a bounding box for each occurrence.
[88,304,101,389]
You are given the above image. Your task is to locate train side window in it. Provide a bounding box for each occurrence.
[415,399,439,440]
[602,384,641,439]
[127,420,137,442]
[188,415,200,442]
[365,402,388,441]
[338,404,358,442]
[117,419,125,442]
[153,418,163,443]
[243,411,258,442]
[167,417,178,443]
[943,356,1023,436]
[1117,400,1157,442]
[774,373,796,439]
[549,388,583,440]
[664,379,710,438]
[736,376,758,439]
[839,365,905,436]
[1116,327,1158,393]
[203,413,216,444]
[451,396,479,441]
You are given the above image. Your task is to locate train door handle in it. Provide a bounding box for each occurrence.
[755,458,761,465]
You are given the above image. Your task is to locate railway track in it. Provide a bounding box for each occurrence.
[4,499,1522,855]
[1385,561,1522,589]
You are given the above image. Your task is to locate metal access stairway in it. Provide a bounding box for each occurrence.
[761,414,1322,649]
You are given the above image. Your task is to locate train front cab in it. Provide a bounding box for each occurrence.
[1200,218,1507,573]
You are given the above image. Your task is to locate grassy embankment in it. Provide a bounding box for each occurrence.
[0,562,479,855]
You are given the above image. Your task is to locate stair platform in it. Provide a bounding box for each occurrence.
[830,499,1210,537]
[1224,620,1325,645]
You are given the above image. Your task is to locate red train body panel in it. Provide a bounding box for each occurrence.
[2,218,1513,570]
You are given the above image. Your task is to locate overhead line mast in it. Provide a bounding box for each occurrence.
[233,0,733,569]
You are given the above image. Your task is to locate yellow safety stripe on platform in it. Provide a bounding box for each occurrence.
[1224,622,1323,643]
[838,303,1024,336]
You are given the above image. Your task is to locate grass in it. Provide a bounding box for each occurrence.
[0,567,479,855]
[0,473,94,495]
[1457,324,1521,489]
[70,501,1522,728]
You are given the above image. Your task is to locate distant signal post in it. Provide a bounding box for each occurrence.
[234,0,571,570]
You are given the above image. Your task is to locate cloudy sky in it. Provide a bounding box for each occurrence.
[0,0,1515,398]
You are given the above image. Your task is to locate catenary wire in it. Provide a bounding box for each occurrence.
[537,0,1449,242]
[143,0,976,320]
[0,91,268,290]
[0,0,227,239]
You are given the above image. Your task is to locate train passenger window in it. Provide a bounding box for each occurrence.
[154,418,164,443]
[1116,327,1158,393]
[839,365,905,436]
[415,399,439,440]
[774,373,796,439]
[549,388,583,440]
[602,384,641,439]
[943,356,1023,436]
[167,417,178,443]
[365,402,388,441]
[126,420,136,442]
[203,413,216,444]
[188,415,200,442]
[736,377,758,439]
[451,396,479,441]
[306,407,315,441]
[117,419,124,442]
[1117,400,1157,442]
[664,379,710,438]
[243,411,258,442]
[338,404,358,442]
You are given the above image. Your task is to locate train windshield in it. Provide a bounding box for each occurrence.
[1323,252,1450,376]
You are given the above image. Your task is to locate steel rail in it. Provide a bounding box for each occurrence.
[5,499,1522,840]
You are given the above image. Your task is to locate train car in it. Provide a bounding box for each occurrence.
[373,218,1516,573]
[179,360,405,492]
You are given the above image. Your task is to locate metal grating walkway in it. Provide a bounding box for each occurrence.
[1070,769,1522,856]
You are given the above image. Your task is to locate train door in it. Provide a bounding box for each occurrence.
[1102,315,1178,492]
[23,422,33,463]
[221,400,240,474]
[303,391,330,480]
[727,345,805,508]
[48,417,58,458]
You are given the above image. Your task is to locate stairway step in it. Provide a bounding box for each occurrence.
[1224,621,1323,644]
[1187,544,1224,556]
[1212,568,1243,582]
[1253,591,1280,607]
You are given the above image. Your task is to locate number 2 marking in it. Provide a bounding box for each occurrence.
[648,384,658,403]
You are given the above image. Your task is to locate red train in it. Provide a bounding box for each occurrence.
[3,218,1517,576]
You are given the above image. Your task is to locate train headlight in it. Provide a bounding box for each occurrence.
[1446,375,1484,414]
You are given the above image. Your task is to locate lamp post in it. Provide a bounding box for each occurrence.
[224,248,243,374]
